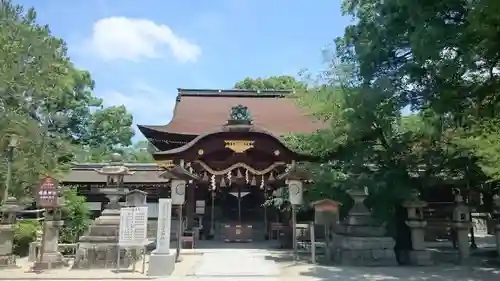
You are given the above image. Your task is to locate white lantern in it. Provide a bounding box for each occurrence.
[171,179,186,205]
[287,180,303,205]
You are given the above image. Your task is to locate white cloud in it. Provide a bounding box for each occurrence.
[87,17,201,63]
[101,83,176,125]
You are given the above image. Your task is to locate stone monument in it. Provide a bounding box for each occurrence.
[402,190,432,265]
[148,198,175,276]
[330,188,397,266]
[73,153,134,269]
[33,207,67,270]
[0,197,22,268]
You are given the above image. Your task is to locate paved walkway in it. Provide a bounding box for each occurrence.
[160,248,281,281]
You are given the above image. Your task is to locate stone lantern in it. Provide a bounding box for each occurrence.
[98,153,134,212]
[402,189,432,265]
[451,194,472,262]
[73,153,135,269]
[332,187,397,266]
[33,196,67,270]
[0,197,22,268]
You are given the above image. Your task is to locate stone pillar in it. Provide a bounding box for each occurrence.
[403,191,432,265]
[28,229,43,262]
[0,224,16,268]
[148,198,175,276]
[34,220,66,269]
[451,194,472,262]
[0,197,22,268]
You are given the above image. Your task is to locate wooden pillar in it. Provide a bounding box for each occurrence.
[186,183,196,228]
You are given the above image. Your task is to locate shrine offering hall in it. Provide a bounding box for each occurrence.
[64,88,324,242]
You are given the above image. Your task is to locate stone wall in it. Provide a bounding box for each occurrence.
[330,234,397,266]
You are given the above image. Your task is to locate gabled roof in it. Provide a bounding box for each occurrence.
[138,89,325,137]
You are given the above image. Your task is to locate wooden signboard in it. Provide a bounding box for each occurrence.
[35,176,59,208]
[311,199,340,225]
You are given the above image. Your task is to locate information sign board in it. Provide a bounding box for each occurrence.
[118,206,148,247]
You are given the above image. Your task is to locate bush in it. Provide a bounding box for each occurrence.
[60,187,91,243]
[13,220,41,257]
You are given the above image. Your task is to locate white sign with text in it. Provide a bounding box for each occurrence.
[118,206,149,247]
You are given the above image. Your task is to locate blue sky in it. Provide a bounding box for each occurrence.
[17,0,351,140]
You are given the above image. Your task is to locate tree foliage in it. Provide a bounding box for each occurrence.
[335,0,500,181]
[0,1,135,200]
[60,187,91,243]
[234,75,306,91]
[278,0,500,227]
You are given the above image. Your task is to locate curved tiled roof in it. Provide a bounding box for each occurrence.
[138,89,325,137]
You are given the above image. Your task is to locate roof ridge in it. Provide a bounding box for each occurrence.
[177,88,294,98]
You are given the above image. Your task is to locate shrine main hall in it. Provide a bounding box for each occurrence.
[63,88,324,241]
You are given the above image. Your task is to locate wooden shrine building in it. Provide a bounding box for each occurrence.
[62,89,324,241]
[139,88,323,241]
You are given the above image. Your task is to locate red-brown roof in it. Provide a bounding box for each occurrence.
[141,89,325,136]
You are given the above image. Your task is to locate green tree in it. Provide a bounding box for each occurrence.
[335,0,500,180]
[60,187,91,243]
[234,75,306,91]
[0,1,135,199]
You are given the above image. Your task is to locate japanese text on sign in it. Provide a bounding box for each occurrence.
[118,206,148,247]
[36,177,59,208]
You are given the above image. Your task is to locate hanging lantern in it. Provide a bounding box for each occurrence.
[268,172,275,181]
[220,176,227,187]
[210,174,216,190]
[203,171,209,181]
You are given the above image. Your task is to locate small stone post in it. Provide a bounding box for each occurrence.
[0,197,22,268]
[451,194,472,262]
[148,198,175,276]
[492,194,500,257]
[402,190,432,265]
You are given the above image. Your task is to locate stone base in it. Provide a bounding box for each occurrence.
[330,234,397,266]
[408,250,433,266]
[147,251,176,277]
[0,255,18,269]
[72,243,138,269]
[32,252,67,270]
